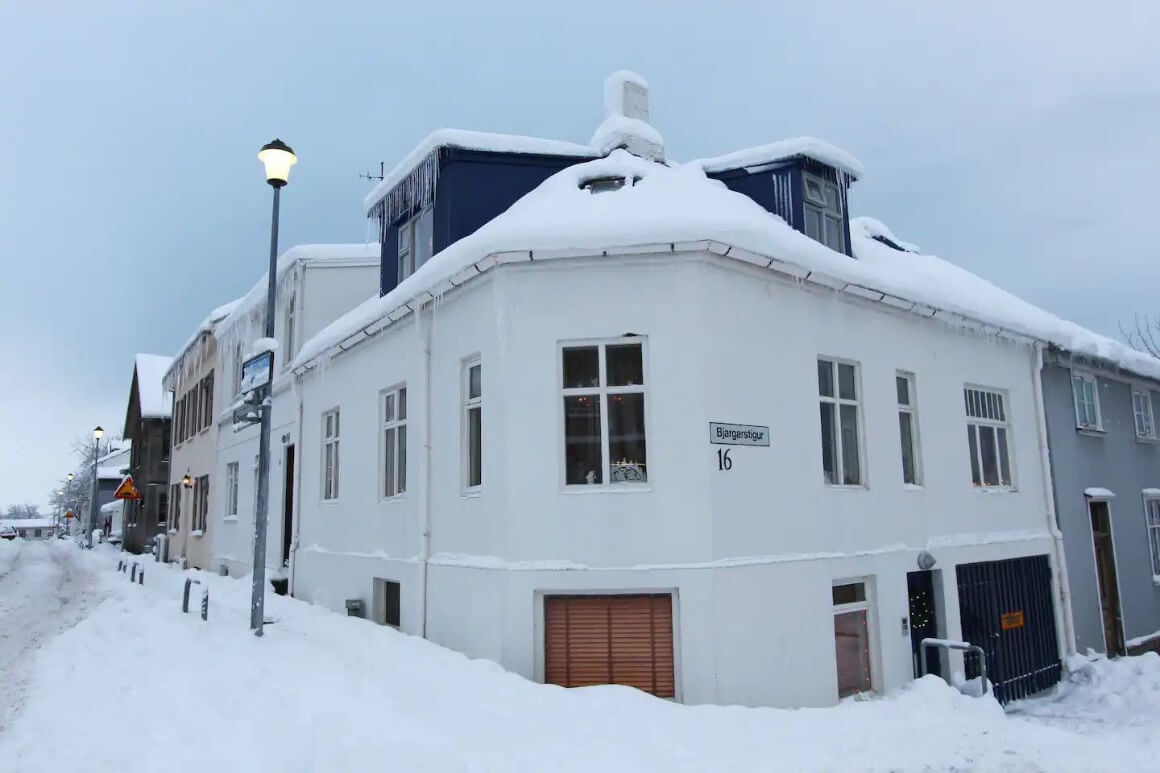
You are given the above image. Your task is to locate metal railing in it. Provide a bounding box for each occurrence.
[920,637,988,696]
[182,577,209,621]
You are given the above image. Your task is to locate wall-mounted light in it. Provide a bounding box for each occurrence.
[916,551,937,571]
[182,471,193,489]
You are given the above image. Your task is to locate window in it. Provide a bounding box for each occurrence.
[1134,389,1156,439]
[562,340,647,486]
[284,293,296,364]
[33,528,41,538]
[225,462,240,516]
[1146,497,1160,580]
[158,491,168,527]
[803,172,844,252]
[464,361,482,489]
[373,578,401,627]
[322,409,340,500]
[1072,372,1101,430]
[896,373,921,486]
[195,475,209,532]
[818,358,863,486]
[190,384,200,434]
[381,386,407,498]
[201,372,214,429]
[964,386,1013,488]
[396,208,434,284]
[833,582,873,698]
[169,483,181,531]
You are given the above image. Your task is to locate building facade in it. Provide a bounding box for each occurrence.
[121,354,173,554]
[1042,351,1160,655]
[212,244,378,579]
[286,74,1070,708]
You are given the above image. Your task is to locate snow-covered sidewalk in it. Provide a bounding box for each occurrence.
[1,540,1157,772]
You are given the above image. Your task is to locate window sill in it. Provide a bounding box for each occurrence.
[902,483,924,492]
[191,530,204,538]
[379,493,409,504]
[1153,575,1160,586]
[823,483,868,492]
[167,529,178,535]
[460,488,482,499]
[1136,435,1160,445]
[222,516,239,523]
[321,498,340,505]
[562,483,652,495]
[972,486,1018,494]
[1076,426,1106,437]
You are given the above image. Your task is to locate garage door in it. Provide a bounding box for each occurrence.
[544,594,675,698]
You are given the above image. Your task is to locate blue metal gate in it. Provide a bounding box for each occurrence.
[956,554,1062,704]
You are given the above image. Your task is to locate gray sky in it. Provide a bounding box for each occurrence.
[2,1,1158,508]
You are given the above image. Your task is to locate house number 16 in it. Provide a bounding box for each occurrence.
[716,448,733,471]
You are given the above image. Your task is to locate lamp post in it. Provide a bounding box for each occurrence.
[250,138,296,636]
[66,473,75,537]
[86,426,103,548]
[56,489,64,537]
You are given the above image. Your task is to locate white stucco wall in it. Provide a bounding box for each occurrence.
[292,250,1061,707]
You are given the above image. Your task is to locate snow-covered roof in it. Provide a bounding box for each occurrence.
[100,500,124,514]
[135,354,175,419]
[363,129,596,214]
[296,146,1160,384]
[0,518,54,530]
[163,300,242,385]
[694,136,865,180]
[215,243,380,338]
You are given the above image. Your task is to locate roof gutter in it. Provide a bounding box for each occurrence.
[292,238,1040,376]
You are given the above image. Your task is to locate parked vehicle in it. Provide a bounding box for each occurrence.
[0,525,17,541]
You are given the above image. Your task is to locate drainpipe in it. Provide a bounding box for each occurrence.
[419,302,434,638]
[1032,341,1077,658]
[288,374,304,597]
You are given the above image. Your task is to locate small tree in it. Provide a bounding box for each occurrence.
[47,431,123,517]
[5,504,41,520]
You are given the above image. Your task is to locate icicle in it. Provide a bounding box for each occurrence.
[382,151,440,225]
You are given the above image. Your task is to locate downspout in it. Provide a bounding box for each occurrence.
[1032,341,1077,658]
[288,373,304,596]
[419,302,434,638]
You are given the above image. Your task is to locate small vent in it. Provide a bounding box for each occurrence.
[580,175,641,194]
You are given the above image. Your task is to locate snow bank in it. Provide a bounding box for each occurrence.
[134,353,174,418]
[364,129,596,213]
[3,546,1160,772]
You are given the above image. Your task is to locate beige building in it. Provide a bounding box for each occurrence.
[162,301,236,569]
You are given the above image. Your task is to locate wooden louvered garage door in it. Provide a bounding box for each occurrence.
[544,594,675,698]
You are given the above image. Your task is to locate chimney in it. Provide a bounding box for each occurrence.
[591,71,665,162]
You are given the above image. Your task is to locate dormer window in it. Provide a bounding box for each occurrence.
[803,173,844,252]
[397,207,434,283]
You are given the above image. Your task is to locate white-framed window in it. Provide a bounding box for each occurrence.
[896,372,921,486]
[225,462,239,517]
[964,386,1014,488]
[818,358,863,486]
[283,293,296,366]
[381,385,407,498]
[397,208,434,283]
[561,340,648,486]
[1133,389,1156,439]
[1145,496,1160,581]
[194,475,209,532]
[833,581,874,698]
[1072,372,1101,430]
[322,409,340,500]
[803,172,844,252]
[463,359,482,489]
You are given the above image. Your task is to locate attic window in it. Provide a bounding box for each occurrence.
[803,172,844,253]
[580,175,641,194]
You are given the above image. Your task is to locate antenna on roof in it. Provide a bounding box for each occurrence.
[359,162,385,183]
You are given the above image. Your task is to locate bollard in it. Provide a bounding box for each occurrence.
[182,578,200,613]
[200,587,209,621]
[117,559,124,572]
[138,567,143,585]
[130,563,137,582]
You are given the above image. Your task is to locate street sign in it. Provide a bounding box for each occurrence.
[65,510,75,520]
[709,422,770,446]
[113,475,142,500]
[232,402,262,430]
[240,350,274,395]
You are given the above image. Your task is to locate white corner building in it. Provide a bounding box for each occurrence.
[285,74,1079,708]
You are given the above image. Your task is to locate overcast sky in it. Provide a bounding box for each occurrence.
[2,1,1158,508]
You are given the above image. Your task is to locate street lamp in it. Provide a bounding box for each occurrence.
[86,426,103,548]
[250,138,296,636]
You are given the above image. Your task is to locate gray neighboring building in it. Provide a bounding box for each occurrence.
[1042,347,1160,656]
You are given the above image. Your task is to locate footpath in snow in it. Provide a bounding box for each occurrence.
[0,539,1158,772]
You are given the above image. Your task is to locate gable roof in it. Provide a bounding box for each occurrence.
[296,148,1160,383]
[694,136,865,180]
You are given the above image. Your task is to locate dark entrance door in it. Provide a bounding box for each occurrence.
[1089,500,1126,656]
[908,570,941,678]
[957,554,1062,704]
[282,444,295,567]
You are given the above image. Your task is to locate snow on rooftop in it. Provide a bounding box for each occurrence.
[135,354,175,418]
[163,299,243,384]
[298,147,1160,383]
[215,243,380,338]
[97,465,127,480]
[694,136,865,180]
[363,129,596,214]
[0,518,54,530]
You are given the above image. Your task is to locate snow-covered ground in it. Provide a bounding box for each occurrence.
[1,540,1157,772]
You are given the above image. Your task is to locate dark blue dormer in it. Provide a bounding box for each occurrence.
[372,146,596,296]
[708,156,857,258]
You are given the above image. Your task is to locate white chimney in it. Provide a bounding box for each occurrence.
[591,71,664,162]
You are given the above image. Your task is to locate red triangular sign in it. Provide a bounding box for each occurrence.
[113,475,141,500]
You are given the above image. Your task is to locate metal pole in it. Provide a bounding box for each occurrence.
[86,440,99,548]
[250,184,281,635]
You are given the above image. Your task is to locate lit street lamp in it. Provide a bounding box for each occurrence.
[251,138,296,636]
[86,426,103,548]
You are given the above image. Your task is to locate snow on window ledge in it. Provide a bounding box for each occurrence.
[1153,575,1160,586]
[1136,435,1159,445]
[460,488,482,499]
[191,530,204,538]
[972,486,1017,494]
[902,483,924,492]
[222,515,239,523]
[561,483,653,496]
[1076,426,1106,437]
[167,529,178,535]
